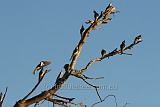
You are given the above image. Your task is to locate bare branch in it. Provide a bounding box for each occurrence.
[82,74,104,80]
[46,97,86,107]
[92,95,118,107]
[72,74,102,101]
[69,4,116,71]
[124,102,131,107]
[53,94,75,102]
[72,73,104,80]
[81,77,99,88]
[71,38,142,75]
[22,69,51,100]
[51,101,69,107]
[13,3,139,107]
[14,69,72,106]
[0,87,8,107]
[95,88,102,101]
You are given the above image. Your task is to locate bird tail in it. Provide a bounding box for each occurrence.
[33,68,38,75]
[43,61,52,66]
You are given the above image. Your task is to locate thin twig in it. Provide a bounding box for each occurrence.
[53,94,75,102]
[0,87,8,107]
[124,102,131,107]
[74,74,102,101]
[71,73,104,80]
[82,74,104,80]
[81,78,99,88]
[92,95,118,107]
[46,97,86,107]
[95,88,102,101]
[34,102,39,107]
[22,69,51,100]
[53,102,69,107]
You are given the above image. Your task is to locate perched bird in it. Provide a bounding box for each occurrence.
[0,92,2,102]
[55,71,63,84]
[70,47,79,61]
[33,61,51,74]
[63,64,70,72]
[85,20,95,24]
[38,68,45,81]
[120,40,126,54]
[80,24,85,37]
[105,2,112,12]
[134,35,142,44]
[93,10,99,21]
[101,49,106,57]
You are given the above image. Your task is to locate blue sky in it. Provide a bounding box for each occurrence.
[0,0,159,107]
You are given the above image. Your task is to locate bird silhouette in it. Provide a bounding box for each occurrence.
[63,64,70,72]
[33,61,51,74]
[105,2,112,12]
[80,24,85,37]
[120,40,126,54]
[134,35,142,44]
[101,49,106,57]
[93,10,99,21]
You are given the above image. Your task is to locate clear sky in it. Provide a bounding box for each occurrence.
[0,0,159,107]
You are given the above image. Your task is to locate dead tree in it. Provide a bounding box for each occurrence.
[13,2,142,107]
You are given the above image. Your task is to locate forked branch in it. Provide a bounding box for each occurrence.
[22,69,51,100]
[71,39,142,75]
[91,95,118,107]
